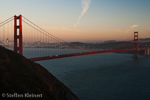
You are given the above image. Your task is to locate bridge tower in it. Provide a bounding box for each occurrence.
[134,31,139,58]
[14,15,23,55]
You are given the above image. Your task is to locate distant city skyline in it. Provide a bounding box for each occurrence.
[1,0,150,42]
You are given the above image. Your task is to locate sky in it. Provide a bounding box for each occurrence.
[1,0,150,42]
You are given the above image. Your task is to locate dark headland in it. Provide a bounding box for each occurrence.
[0,46,79,100]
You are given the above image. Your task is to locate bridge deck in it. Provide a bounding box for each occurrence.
[29,48,147,61]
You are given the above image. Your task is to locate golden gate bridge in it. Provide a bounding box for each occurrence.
[0,15,149,61]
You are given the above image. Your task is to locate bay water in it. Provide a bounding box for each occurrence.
[9,47,150,100]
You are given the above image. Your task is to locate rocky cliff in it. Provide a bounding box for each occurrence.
[0,46,79,100]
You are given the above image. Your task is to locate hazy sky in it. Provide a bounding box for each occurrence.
[1,0,150,42]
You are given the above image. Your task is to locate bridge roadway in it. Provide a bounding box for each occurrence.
[29,48,148,61]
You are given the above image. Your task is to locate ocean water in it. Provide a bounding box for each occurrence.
[7,47,150,100]
[36,52,150,100]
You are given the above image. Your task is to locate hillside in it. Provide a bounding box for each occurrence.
[71,41,150,50]
[0,46,79,100]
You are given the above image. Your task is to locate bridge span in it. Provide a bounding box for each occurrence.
[0,15,150,61]
[29,48,149,61]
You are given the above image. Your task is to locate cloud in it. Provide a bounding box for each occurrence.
[130,25,139,28]
[74,0,91,28]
